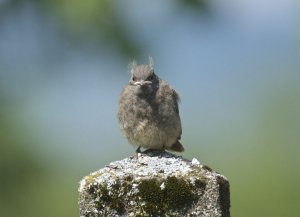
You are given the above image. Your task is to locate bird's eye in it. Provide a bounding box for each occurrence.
[132,76,136,81]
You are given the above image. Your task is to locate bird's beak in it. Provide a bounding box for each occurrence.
[134,80,152,86]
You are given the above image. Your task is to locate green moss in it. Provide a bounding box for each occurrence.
[138,179,163,203]
[86,175,206,216]
[98,184,110,202]
[202,165,213,172]
[137,176,200,215]
[90,181,125,215]
[124,175,133,182]
[84,173,104,191]
[163,176,197,210]
[138,179,165,216]
[217,176,230,217]
[194,178,207,190]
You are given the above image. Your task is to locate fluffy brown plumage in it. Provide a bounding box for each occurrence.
[118,58,184,152]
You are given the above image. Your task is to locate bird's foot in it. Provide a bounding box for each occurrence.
[142,148,166,157]
[130,146,142,160]
[135,146,142,153]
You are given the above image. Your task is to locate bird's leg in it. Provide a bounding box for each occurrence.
[136,146,142,153]
[130,146,142,159]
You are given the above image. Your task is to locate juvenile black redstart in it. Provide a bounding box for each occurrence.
[118,58,184,152]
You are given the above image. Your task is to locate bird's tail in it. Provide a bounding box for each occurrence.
[166,141,184,152]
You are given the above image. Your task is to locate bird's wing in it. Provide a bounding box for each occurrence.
[172,89,180,115]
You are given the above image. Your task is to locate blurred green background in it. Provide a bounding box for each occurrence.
[0,0,299,216]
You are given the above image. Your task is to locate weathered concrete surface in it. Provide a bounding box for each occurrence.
[78,150,230,217]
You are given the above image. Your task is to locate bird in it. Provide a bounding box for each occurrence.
[118,58,184,153]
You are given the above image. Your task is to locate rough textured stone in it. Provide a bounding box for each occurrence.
[78,150,230,217]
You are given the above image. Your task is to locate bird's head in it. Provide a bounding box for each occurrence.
[128,58,159,96]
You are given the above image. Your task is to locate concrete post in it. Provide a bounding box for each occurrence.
[78,150,230,217]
